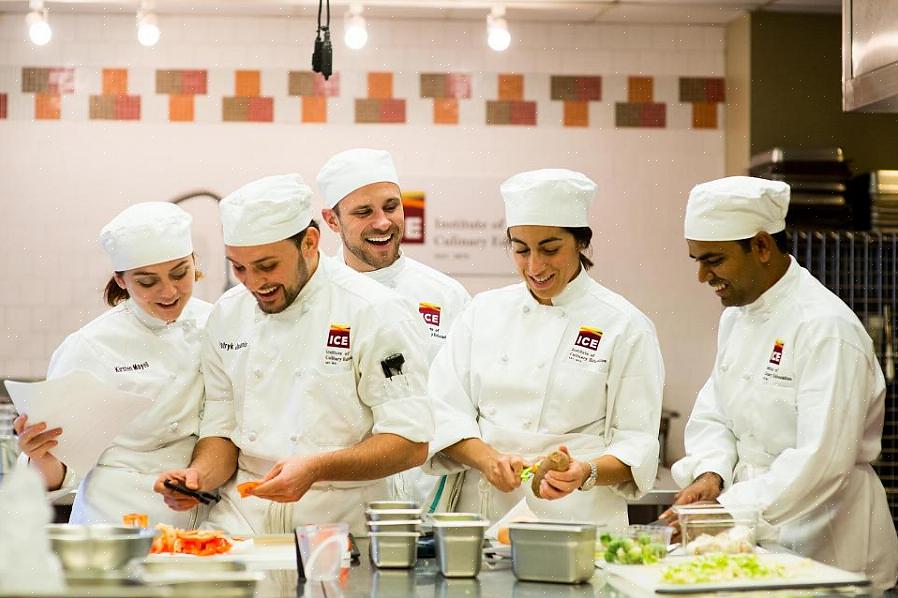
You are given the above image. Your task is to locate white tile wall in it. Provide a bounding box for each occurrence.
[0,12,726,463]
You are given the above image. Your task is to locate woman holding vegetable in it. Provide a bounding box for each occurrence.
[424,169,664,528]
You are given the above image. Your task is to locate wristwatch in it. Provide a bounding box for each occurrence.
[578,461,598,491]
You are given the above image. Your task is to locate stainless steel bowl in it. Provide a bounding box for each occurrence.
[46,524,156,572]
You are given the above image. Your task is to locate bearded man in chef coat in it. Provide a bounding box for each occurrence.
[154,174,434,536]
[317,148,471,506]
[667,176,898,589]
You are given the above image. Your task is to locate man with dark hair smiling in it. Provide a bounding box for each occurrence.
[317,149,470,507]
[666,176,898,589]
[154,173,433,536]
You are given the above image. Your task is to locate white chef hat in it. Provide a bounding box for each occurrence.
[501,169,596,228]
[100,202,193,272]
[685,176,790,241]
[316,148,400,209]
[220,174,313,246]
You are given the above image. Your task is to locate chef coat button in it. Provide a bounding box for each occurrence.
[523,305,530,314]
[523,419,532,428]
[247,431,257,442]
[254,368,263,379]
[720,364,729,372]
[500,355,509,363]
[169,373,177,381]
[294,369,303,378]
[742,374,751,381]
[537,362,545,369]
[559,310,567,318]
[289,434,299,442]
[301,305,309,315]
[169,421,179,432]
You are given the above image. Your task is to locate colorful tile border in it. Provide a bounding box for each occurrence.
[4,67,725,130]
[156,70,207,123]
[551,75,601,127]
[679,77,725,103]
[486,100,536,126]
[420,73,470,125]
[22,67,75,120]
[615,102,666,128]
[615,76,665,128]
[289,71,339,123]
[488,74,536,126]
[90,68,140,121]
[356,72,406,124]
[22,67,75,94]
[223,70,273,123]
[679,77,725,129]
[156,70,208,95]
[550,76,601,102]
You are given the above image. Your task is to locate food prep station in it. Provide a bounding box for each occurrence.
[12,502,889,598]
[18,537,889,598]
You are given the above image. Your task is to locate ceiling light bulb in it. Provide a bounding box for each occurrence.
[137,11,160,47]
[487,14,510,52]
[26,8,52,46]
[344,6,367,50]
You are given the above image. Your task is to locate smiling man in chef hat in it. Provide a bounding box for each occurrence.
[154,173,434,537]
[667,175,898,589]
[317,148,471,508]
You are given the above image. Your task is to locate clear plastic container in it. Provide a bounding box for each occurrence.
[672,505,759,555]
[598,525,672,565]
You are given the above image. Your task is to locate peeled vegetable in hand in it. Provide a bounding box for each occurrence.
[529,450,571,497]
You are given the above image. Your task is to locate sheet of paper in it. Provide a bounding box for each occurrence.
[4,371,154,477]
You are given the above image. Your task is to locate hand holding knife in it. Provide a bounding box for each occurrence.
[163,479,221,505]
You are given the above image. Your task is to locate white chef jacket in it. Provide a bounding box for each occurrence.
[672,257,898,590]
[426,269,664,528]
[199,255,434,537]
[43,297,212,527]
[340,251,471,506]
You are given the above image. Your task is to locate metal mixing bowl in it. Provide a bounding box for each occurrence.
[46,524,157,571]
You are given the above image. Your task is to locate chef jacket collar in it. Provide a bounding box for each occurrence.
[255,251,327,320]
[739,255,799,317]
[126,298,174,331]
[349,251,406,288]
[524,265,591,309]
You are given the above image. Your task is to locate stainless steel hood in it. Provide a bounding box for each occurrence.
[842,0,898,112]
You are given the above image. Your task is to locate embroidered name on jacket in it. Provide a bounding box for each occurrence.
[114,361,150,373]
[325,324,352,366]
[419,302,446,339]
[219,341,248,351]
[568,326,606,365]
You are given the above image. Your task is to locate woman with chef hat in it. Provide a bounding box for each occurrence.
[13,202,212,526]
[425,169,664,527]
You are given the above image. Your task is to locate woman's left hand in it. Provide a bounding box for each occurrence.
[538,445,590,500]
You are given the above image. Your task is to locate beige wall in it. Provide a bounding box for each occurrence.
[725,14,750,177]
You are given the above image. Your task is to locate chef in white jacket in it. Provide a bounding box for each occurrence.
[14,202,212,526]
[667,176,898,590]
[317,148,470,505]
[425,169,664,527]
[154,174,434,536]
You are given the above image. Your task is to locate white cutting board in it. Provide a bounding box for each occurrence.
[601,553,870,595]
